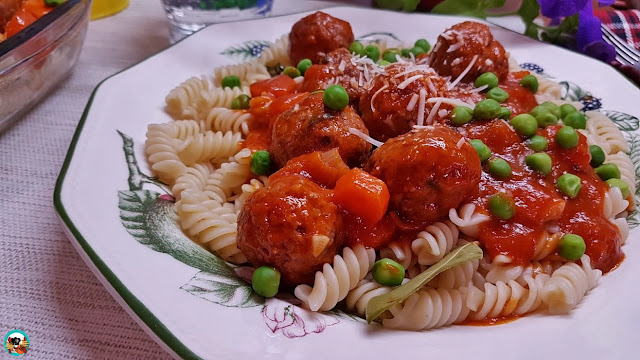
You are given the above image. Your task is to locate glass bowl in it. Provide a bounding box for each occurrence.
[0,0,91,132]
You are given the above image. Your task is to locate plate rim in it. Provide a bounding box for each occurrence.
[53,6,640,359]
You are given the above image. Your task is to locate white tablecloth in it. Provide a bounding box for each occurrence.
[0,1,359,358]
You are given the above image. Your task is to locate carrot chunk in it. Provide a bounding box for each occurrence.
[334,168,389,225]
[250,75,297,98]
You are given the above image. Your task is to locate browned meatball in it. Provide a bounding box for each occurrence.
[359,62,450,141]
[428,21,509,82]
[289,11,354,65]
[237,175,343,286]
[366,125,482,226]
[301,48,379,108]
[270,93,371,168]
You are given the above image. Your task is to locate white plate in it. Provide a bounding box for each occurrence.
[55,7,640,359]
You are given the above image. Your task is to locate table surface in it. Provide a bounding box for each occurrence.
[0,1,346,358]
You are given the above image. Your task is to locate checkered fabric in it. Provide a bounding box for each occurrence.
[596,9,640,50]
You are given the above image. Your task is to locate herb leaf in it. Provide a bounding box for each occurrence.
[374,0,421,12]
[365,242,483,323]
[431,0,506,19]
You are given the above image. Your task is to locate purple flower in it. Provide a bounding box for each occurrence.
[576,0,616,62]
[538,0,589,18]
[262,299,339,338]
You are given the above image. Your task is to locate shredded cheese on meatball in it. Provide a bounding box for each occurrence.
[349,128,384,148]
[448,54,479,90]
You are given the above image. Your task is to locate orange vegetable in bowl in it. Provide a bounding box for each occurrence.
[334,168,390,225]
[250,74,297,98]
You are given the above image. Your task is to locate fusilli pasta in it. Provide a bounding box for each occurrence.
[204,108,252,135]
[258,34,292,67]
[213,60,270,87]
[541,255,601,314]
[411,220,459,265]
[448,203,489,237]
[176,131,242,166]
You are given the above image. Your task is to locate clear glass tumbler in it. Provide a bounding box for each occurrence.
[162,0,274,43]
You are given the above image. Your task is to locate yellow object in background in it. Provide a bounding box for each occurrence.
[91,0,130,20]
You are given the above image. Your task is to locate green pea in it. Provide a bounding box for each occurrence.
[474,72,499,90]
[486,87,509,103]
[560,103,578,119]
[589,145,605,167]
[595,163,621,181]
[414,38,431,52]
[372,258,405,286]
[528,135,548,151]
[283,66,301,78]
[525,153,552,175]
[408,46,426,56]
[563,112,586,129]
[520,75,538,92]
[221,75,241,89]
[231,94,251,110]
[557,173,582,198]
[349,41,365,56]
[400,48,411,57]
[558,234,586,261]
[510,114,538,137]
[606,178,631,198]
[499,107,511,120]
[297,58,312,76]
[488,158,512,178]
[535,112,558,128]
[252,266,281,298]
[474,99,502,120]
[383,50,399,63]
[450,106,473,126]
[250,150,271,175]
[469,139,492,162]
[323,84,349,111]
[541,101,562,118]
[529,105,550,118]
[364,45,381,60]
[45,0,65,5]
[489,192,516,220]
[377,60,391,66]
[556,126,579,149]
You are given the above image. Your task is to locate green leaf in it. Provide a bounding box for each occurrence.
[118,190,239,279]
[559,81,588,102]
[366,242,483,323]
[432,0,505,18]
[181,271,264,307]
[518,0,540,39]
[374,0,420,12]
[220,40,271,61]
[601,110,640,132]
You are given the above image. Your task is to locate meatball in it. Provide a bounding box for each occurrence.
[359,62,450,141]
[237,175,343,285]
[428,21,509,82]
[289,11,354,65]
[366,125,482,226]
[270,93,371,168]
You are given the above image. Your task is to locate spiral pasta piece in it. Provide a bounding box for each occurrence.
[584,111,629,154]
[294,244,376,311]
[203,156,252,205]
[379,240,415,269]
[144,121,202,184]
[411,220,459,265]
[176,130,242,166]
[258,34,292,67]
[467,274,550,320]
[177,189,246,263]
[540,255,601,314]
[203,108,252,135]
[172,162,216,200]
[607,151,636,201]
[603,186,630,219]
[428,257,479,289]
[448,203,489,237]
[213,60,270,87]
[383,287,472,330]
[345,279,393,316]
[531,231,562,261]
[234,177,269,214]
[165,76,212,120]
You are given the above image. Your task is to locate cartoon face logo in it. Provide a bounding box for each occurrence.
[4,330,29,356]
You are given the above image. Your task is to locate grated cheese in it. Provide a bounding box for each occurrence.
[338,60,346,72]
[427,97,475,108]
[383,118,397,132]
[294,76,305,85]
[448,54,478,90]
[413,125,435,130]
[426,77,437,95]
[406,93,419,111]
[441,32,453,40]
[456,137,465,149]
[370,84,389,113]
[425,100,442,125]
[416,88,427,126]
[350,78,359,89]
[349,128,384,148]
[447,42,463,52]
[485,59,493,66]
[438,109,449,118]
[451,57,462,66]
[470,84,488,93]
[398,74,424,90]
[393,65,432,79]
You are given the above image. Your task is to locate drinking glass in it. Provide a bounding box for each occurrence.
[161,0,274,43]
